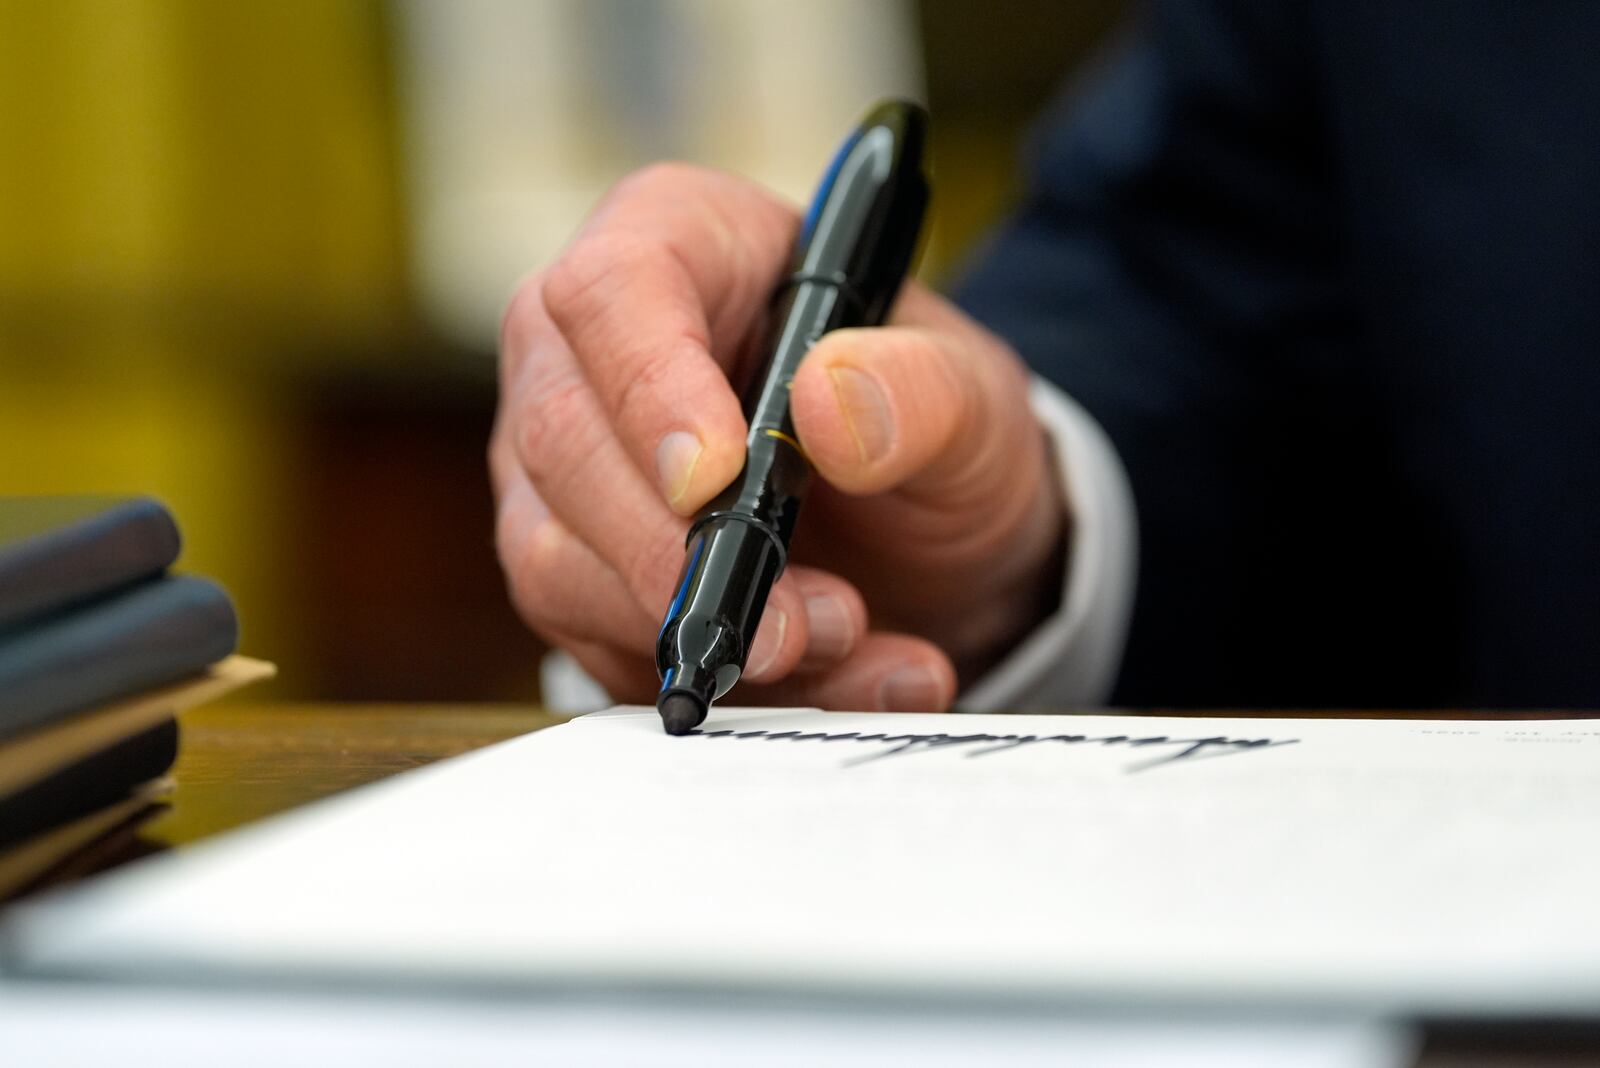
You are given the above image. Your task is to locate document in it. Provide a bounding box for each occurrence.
[0,981,1415,1068]
[9,709,1600,1017]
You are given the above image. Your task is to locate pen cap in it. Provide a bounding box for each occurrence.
[656,515,785,702]
[793,99,929,326]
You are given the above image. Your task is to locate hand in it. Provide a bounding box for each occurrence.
[491,163,1067,711]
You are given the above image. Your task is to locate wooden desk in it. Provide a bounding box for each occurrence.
[149,702,561,847]
[23,702,561,891]
[37,703,1600,1066]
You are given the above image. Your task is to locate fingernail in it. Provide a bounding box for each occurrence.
[828,366,893,463]
[745,608,788,680]
[656,430,703,505]
[804,594,855,660]
[879,665,943,712]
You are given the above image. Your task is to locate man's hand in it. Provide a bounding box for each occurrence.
[491,163,1066,711]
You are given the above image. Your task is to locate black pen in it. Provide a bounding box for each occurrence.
[655,99,930,735]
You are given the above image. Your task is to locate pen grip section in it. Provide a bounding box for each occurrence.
[655,516,784,701]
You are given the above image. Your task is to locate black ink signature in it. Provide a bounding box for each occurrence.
[687,728,1299,773]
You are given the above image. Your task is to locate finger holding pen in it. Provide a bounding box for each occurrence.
[541,163,798,517]
[500,279,824,686]
[789,284,1065,681]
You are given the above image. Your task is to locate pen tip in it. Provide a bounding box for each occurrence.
[658,692,707,736]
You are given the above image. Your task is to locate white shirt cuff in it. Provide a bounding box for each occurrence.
[541,647,612,717]
[954,377,1139,712]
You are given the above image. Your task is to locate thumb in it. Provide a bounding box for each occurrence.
[789,300,1037,506]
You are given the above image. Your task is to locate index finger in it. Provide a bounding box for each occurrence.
[538,163,799,514]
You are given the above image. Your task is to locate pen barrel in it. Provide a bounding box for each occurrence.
[655,515,785,701]
[652,283,829,705]
[726,280,842,529]
[655,99,929,710]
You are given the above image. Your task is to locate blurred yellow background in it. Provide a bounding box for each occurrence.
[0,0,1121,702]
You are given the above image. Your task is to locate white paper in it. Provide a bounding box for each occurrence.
[0,981,1416,1068]
[9,708,1600,1017]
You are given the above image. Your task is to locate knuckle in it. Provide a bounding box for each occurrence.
[613,160,712,201]
[513,372,593,489]
[487,415,515,500]
[499,512,566,636]
[498,270,548,376]
[621,527,682,609]
[610,342,687,435]
[542,233,659,332]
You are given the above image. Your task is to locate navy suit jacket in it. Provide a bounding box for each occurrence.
[956,2,1600,707]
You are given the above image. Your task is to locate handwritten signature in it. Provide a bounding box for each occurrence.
[687,728,1299,773]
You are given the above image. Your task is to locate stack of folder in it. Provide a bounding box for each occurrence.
[0,497,271,898]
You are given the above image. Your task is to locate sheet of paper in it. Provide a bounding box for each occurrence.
[0,981,1416,1068]
[8,708,1600,1016]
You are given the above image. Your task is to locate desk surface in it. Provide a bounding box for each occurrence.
[33,703,1600,1067]
[150,702,562,847]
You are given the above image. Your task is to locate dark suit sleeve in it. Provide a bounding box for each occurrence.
[952,1,1359,705]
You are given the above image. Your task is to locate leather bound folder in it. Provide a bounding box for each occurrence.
[0,658,274,899]
[0,781,172,899]
[0,497,181,630]
[0,575,239,741]
[0,720,177,850]
[0,656,275,800]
